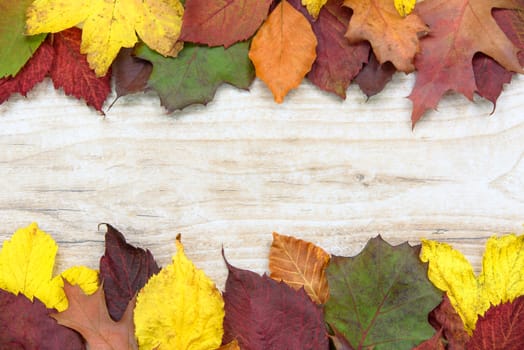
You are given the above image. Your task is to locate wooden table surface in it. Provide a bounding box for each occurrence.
[1,74,523,289]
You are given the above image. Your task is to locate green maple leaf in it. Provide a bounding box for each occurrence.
[0,1,46,78]
[325,236,442,349]
[136,42,255,112]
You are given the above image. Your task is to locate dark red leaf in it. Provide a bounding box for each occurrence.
[112,48,152,98]
[0,289,85,349]
[99,224,160,321]
[180,0,273,47]
[221,253,328,350]
[50,28,111,113]
[428,294,469,350]
[354,51,396,98]
[288,0,369,99]
[412,329,445,350]
[0,40,54,104]
[466,295,524,350]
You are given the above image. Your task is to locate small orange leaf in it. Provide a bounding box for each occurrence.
[269,232,330,304]
[248,0,317,103]
[216,339,240,350]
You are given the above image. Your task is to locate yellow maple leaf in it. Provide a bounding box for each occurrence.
[0,223,99,311]
[420,234,524,333]
[394,0,415,17]
[26,0,184,76]
[302,0,328,18]
[134,236,224,350]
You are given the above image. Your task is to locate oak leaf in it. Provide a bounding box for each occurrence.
[222,253,328,349]
[52,281,138,350]
[343,0,427,72]
[0,222,99,311]
[409,0,524,125]
[180,0,273,47]
[269,232,330,304]
[134,236,224,350]
[249,0,317,103]
[465,295,524,349]
[420,234,524,333]
[0,0,45,78]
[325,236,441,349]
[99,224,160,321]
[26,0,184,76]
[0,289,85,349]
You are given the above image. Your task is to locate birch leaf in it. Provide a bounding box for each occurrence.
[134,236,224,350]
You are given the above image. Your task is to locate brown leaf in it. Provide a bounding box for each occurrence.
[412,329,446,350]
[429,294,469,350]
[269,232,330,304]
[111,48,152,99]
[217,339,240,350]
[52,281,138,350]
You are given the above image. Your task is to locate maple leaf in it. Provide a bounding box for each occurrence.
[420,234,524,333]
[0,289,85,349]
[222,253,329,349]
[302,0,328,18]
[289,0,369,99]
[409,0,524,126]
[429,295,470,349]
[249,0,317,103]
[111,48,153,103]
[0,0,46,78]
[342,0,427,72]
[136,41,254,112]
[26,0,184,76]
[325,236,441,349]
[269,232,330,304]
[354,51,397,98]
[134,236,224,350]
[99,224,160,321]
[52,281,138,350]
[465,295,524,349]
[0,28,111,112]
[180,0,273,47]
[0,222,99,312]
[394,0,416,17]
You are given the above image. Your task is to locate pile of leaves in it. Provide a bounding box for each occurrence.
[1,0,523,126]
[1,223,524,349]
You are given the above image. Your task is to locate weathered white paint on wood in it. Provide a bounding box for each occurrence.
[1,74,523,288]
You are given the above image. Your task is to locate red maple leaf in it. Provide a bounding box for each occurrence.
[0,28,110,112]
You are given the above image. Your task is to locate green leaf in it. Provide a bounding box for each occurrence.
[0,1,46,78]
[325,236,442,350]
[136,42,255,112]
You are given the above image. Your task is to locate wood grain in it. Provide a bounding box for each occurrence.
[1,74,523,289]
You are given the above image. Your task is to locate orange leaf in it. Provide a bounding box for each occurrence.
[343,0,427,72]
[216,339,240,350]
[52,281,138,350]
[248,0,317,103]
[269,232,330,304]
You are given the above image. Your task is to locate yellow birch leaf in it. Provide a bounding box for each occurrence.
[302,0,328,18]
[26,0,184,76]
[420,234,524,334]
[134,236,224,350]
[394,0,415,17]
[0,223,99,311]
[248,0,317,103]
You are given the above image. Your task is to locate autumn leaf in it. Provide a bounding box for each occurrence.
[420,234,524,333]
[222,253,329,349]
[289,0,369,99]
[0,289,85,349]
[0,0,46,78]
[394,0,416,17]
[269,232,330,304]
[465,295,524,349]
[302,0,328,18]
[136,41,254,112]
[0,222,99,311]
[99,224,160,321]
[429,295,470,349]
[343,0,427,72]
[180,0,273,47]
[325,236,441,349]
[134,236,224,350]
[1,28,111,112]
[52,281,137,350]
[354,51,397,98]
[26,0,184,76]
[409,0,524,126]
[412,329,445,350]
[249,0,317,103]
[111,48,153,103]
[217,340,240,350]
